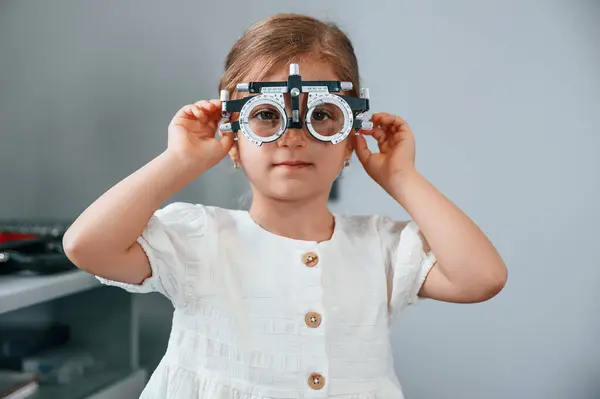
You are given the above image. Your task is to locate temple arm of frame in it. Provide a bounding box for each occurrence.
[222,97,252,113]
[338,95,370,112]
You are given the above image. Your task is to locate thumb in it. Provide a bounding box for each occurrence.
[353,133,372,166]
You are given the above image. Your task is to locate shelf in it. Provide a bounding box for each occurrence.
[31,368,146,399]
[0,270,101,315]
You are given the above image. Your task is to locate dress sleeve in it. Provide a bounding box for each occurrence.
[378,216,437,318]
[95,202,207,307]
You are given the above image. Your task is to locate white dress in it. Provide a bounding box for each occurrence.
[96,202,436,399]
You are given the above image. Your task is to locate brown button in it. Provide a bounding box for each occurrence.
[308,372,325,390]
[305,312,322,328]
[303,252,319,267]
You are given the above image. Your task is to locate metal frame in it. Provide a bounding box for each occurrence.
[219,64,373,146]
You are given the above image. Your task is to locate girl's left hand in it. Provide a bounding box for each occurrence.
[354,113,417,191]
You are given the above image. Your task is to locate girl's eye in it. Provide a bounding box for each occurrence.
[252,109,280,120]
[312,109,332,121]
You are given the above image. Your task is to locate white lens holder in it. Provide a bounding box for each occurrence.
[305,92,355,145]
[238,93,287,146]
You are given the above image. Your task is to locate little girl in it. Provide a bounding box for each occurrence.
[63,13,507,399]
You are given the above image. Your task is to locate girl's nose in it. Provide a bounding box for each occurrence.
[277,127,309,148]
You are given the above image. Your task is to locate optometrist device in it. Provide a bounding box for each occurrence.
[219,63,373,146]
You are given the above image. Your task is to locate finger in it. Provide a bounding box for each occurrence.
[189,104,210,123]
[206,120,219,136]
[208,99,222,108]
[360,127,392,154]
[371,127,387,142]
[360,125,385,139]
[194,100,217,111]
[387,131,404,146]
[370,112,391,123]
[386,116,409,134]
[371,113,409,133]
[367,126,392,145]
[353,133,372,166]
[173,104,195,119]
[371,112,404,123]
[219,132,236,154]
[379,114,399,128]
[191,103,222,123]
[370,114,397,136]
[377,129,406,152]
[393,114,408,126]
[370,113,397,130]
[193,100,222,118]
[172,104,205,124]
[391,117,409,134]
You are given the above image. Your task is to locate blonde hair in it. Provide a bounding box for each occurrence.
[218,13,361,98]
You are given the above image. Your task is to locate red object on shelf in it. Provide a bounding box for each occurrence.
[0,233,40,244]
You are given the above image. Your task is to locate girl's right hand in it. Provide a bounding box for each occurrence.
[166,99,235,173]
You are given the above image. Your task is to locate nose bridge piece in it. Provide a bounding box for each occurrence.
[284,91,308,131]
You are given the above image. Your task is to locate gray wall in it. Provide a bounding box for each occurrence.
[1,1,599,398]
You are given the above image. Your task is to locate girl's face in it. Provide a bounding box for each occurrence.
[231,59,354,202]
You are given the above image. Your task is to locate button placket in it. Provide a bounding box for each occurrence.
[300,251,324,332]
[299,249,328,395]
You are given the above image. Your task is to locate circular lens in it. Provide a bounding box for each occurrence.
[248,103,285,138]
[308,103,345,137]
[305,93,353,144]
[238,94,287,145]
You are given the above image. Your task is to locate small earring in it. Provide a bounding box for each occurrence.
[233,161,240,169]
[344,159,350,167]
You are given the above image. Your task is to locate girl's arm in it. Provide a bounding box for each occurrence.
[388,169,507,303]
[63,100,234,284]
[62,151,197,284]
[354,113,507,303]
